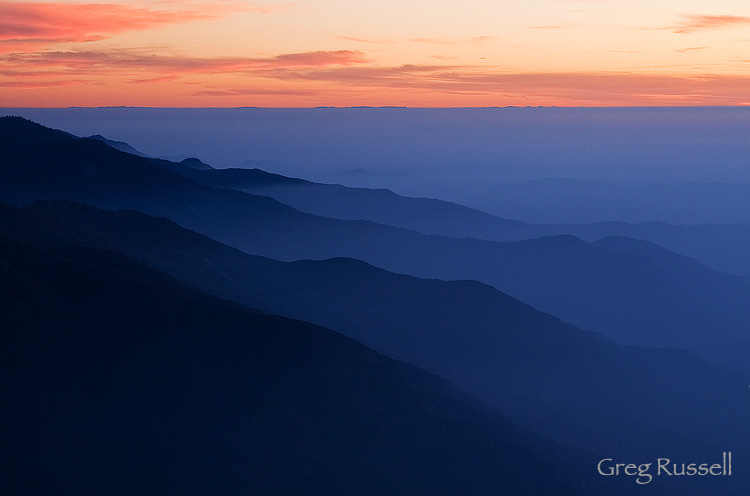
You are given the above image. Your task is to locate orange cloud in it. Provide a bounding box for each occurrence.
[675,46,707,53]
[0,79,86,88]
[669,14,750,34]
[527,25,566,30]
[410,36,496,45]
[333,36,394,44]
[0,49,368,79]
[0,1,264,52]
[263,65,750,106]
[0,48,368,99]
[6,68,750,107]
[5,48,750,106]
[195,88,321,97]
[272,51,367,67]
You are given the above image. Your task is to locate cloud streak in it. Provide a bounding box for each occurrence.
[409,36,496,45]
[263,65,750,105]
[333,36,394,44]
[675,46,707,53]
[0,79,86,88]
[0,1,266,51]
[4,44,750,106]
[668,14,750,34]
[8,50,748,105]
[195,88,321,97]
[527,25,566,30]
[0,49,368,79]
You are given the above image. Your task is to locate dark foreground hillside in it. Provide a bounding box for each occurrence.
[0,234,605,496]
[3,200,749,496]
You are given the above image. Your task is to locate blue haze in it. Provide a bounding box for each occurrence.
[4,106,750,223]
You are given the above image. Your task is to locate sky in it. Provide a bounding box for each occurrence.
[3,0,750,107]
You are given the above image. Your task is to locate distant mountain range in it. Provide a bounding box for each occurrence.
[174,164,750,279]
[3,116,750,493]
[3,199,749,492]
[2,116,750,375]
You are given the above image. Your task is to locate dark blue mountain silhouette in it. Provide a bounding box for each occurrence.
[2,117,750,375]
[171,165,528,237]
[86,133,149,157]
[1,232,607,496]
[168,162,750,278]
[4,199,749,496]
[0,115,75,141]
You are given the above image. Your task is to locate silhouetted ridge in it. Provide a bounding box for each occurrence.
[163,163,527,237]
[166,166,307,188]
[5,199,750,496]
[593,235,708,269]
[86,134,149,157]
[3,120,750,377]
[163,160,750,279]
[0,116,75,142]
[0,136,201,205]
[1,231,602,496]
[521,233,587,247]
[179,157,214,170]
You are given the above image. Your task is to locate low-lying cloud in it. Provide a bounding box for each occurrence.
[1,49,368,78]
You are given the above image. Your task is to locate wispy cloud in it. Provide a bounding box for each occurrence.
[334,35,496,47]
[0,49,368,80]
[527,25,566,30]
[431,54,458,61]
[195,88,320,97]
[668,14,750,34]
[262,64,750,105]
[0,1,268,52]
[272,51,367,67]
[0,79,87,88]
[5,40,750,105]
[675,46,707,53]
[333,36,394,44]
[410,36,496,45]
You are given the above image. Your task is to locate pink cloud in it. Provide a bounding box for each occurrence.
[0,49,368,93]
[128,75,183,84]
[0,2,266,52]
[669,14,750,34]
[195,88,320,97]
[272,51,368,67]
[5,43,750,106]
[0,79,87,88]
[0,49,368,78]
[265,65,750,105]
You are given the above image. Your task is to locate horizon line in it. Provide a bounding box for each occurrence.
[3,105,750,110]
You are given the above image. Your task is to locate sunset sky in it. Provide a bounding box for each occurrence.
[3,0,750,107]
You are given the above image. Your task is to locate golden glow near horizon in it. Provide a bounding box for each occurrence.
[2,0,750,106]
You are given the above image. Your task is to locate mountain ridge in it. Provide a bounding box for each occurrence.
[160,156,750,277]
[3,117,750,376]
[2,231,605,496]
[4,198,748,489]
